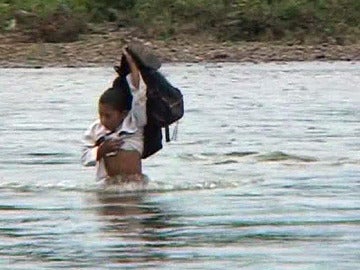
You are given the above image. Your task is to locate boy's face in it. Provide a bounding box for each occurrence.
[98,103,127,131]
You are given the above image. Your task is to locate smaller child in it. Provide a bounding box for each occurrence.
[81,48,147,185]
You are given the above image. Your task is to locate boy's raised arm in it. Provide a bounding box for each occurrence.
[122,47,140,90]
[122,46,147,127]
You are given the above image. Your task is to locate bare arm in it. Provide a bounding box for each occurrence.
[123,47,147,127]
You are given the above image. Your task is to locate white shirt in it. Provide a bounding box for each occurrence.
[81,74,147,181]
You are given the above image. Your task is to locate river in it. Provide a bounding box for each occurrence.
[0,62,359,269]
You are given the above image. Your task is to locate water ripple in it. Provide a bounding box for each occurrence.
[0,62,359,269]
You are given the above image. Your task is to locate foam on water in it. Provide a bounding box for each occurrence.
[0,177,246,194]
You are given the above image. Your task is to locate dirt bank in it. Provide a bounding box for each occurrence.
[0,26,359,68]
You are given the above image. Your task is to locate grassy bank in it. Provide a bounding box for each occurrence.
[0,0,359,44]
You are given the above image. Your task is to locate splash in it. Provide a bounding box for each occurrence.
[0,177,244,194]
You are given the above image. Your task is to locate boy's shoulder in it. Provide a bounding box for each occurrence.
[87,119,105,133]
[89,119,101,127]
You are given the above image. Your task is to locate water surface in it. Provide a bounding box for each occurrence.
[0,62,359,269]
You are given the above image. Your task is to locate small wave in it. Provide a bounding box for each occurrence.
[144,179,243,193]
[0,178,244,194]
[177,139,212,145]
[24,160,72,165]
[2,160,73,165]
[177,153,212,161]
[1,152,75,165]
[213,160,239,165]
[0,180,98,193]
[225,151,258,157]
[0,175,246,194]
[27,152,69,157]
[179,151,257,162]
[256,151,318,162]
[329,158,360,166]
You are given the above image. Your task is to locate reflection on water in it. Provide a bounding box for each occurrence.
[95,193,168,266]
[0,62,359,269]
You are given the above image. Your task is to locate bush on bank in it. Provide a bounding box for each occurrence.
[0,0,359,44]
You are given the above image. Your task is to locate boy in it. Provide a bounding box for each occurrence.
[81,48,147,185]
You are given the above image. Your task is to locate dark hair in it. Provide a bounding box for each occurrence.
[99,76,132,111]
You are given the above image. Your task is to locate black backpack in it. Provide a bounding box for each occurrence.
[113,47,184,159]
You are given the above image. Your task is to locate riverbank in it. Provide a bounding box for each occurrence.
[1,26,359,68]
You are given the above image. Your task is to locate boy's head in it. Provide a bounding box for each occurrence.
[98,84,132,131]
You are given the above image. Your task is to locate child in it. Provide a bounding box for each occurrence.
[81,48,147,185]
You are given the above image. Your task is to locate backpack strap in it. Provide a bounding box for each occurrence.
[171,121,179,141]
[165,125,170,142]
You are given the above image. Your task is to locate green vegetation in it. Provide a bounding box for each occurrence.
[0,0,359,44]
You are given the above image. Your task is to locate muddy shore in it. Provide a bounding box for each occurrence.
[0,27,359,68]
